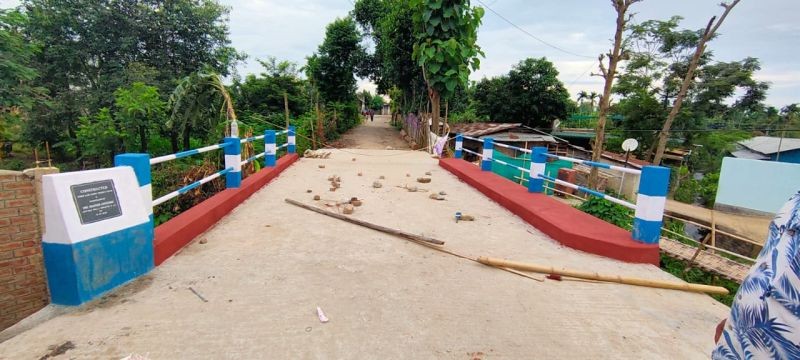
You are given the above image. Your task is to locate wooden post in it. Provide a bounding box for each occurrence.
[284,92,290,128]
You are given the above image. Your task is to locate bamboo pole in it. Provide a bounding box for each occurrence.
[477,256,729,295]
[285,198,444,245]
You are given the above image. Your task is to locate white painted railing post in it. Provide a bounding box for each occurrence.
[455,134,463,158]
[528,147,547,193]
[265,130,277,167]
[481,138,493,171]
[223,136,241,188]
[632,166,670,244]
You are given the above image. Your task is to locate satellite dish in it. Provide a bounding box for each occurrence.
[553,119,561,130]
[621,138,639,152]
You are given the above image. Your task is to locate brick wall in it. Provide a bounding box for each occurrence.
[0,168,56,331]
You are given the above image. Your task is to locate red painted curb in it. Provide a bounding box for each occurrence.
[439,158,659,265]
[153,154,299,265]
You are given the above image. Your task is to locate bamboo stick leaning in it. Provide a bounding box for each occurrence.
[477,256,729,295]
[284,198,444,245]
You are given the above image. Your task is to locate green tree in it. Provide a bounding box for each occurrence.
[233,57,309,121]
[306,17,364,136]
[76,108,126,165]
[0,8,44,144]
[114,82,165,153]
[473,58,572,128]
[21,0,242,156]
[370,95,385,111]
[169,70,237,151]
[411,0,484,134]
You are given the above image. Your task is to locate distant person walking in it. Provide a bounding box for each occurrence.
[712,191,800,359]
[369,109,374,122]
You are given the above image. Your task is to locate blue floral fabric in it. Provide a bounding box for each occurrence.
[713,191,800,359]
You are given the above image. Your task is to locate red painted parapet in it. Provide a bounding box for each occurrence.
[153,154,299,265]
[439,158,659,265]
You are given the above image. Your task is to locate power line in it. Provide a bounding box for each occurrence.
[474,0,595,59]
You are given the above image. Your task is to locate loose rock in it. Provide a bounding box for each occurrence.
[352,158,356,161]
[429,193,445,201]
[425,171,432,176]
[318,165,325,169]
[358,172,363,176]
[313,195,321,200]
[417,177,431,183]
[306,189,313,193]
[439,191,447,195]
[379,175,385,180]
[372,181,383,189]
[199,238,208,244]
[343,204,355,214]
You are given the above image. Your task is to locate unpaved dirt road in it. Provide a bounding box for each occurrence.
[331,114,410,150]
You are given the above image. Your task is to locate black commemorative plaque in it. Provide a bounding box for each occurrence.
[70,180,122,224]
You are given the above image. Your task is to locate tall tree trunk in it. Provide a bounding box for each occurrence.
[139,125,148,153]
[589,0,640,188]
[652,0,740,165]
[182,125,191,151]
[170,130,179,154]
[430,89,441,138]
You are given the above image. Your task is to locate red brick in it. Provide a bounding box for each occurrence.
[0,175,20,181]
[0,267,11,277]
[12,232,36,242]
[9,215,33,225]
[13,247,39,257]
[0,234,9,243]
[13,264,39,274]
[14,277,43,289]
[0,251,12,261]
[0,258,28,268]
[5,198,34,208]
[18,223,36,232]
[2,182,32,191]
[14,188,35,197]
[22,240,38,248]
[0,208,19,218]
[0,192,14,201]
[0,242,21,252]
[0,225,19,236]
[1,301,33,315]
[0,284,13,293]
[0,219,9,227]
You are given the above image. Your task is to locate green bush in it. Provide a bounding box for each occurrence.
[575,196,633,229]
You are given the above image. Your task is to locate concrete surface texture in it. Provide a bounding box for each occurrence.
[0,116,729,359]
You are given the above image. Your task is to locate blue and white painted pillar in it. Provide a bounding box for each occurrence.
[41,168,153,305]
[288,126,296,154]
[455,134,463,159]
[481,137,493,171]
[223,137,241,188]
[528,147,548,193]
[632,165,671,244]
[114,153,152,223]
[265,130,277,167]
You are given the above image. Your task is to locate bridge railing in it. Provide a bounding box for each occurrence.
[456,133,669,245]
[114,126,296,221]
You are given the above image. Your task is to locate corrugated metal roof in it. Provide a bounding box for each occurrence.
[478,133,556,143]
[738,136,800,155]
[449,123,522,137]
[731,149,770,160]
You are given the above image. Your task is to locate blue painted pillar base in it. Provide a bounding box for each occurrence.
[265,130,277,167]
[632,165,670,244]
[43,222,153,305]
[481,137,494,171]
[288,125,296,154]
[455,134,463,159]
[223,137,242,188]
[528,147,548,193]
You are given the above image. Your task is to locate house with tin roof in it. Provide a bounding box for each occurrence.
[732,136,800,164]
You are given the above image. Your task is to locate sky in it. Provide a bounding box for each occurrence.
[3,0,798,107]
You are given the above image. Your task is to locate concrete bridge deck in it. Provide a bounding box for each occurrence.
[0,117,729,359]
